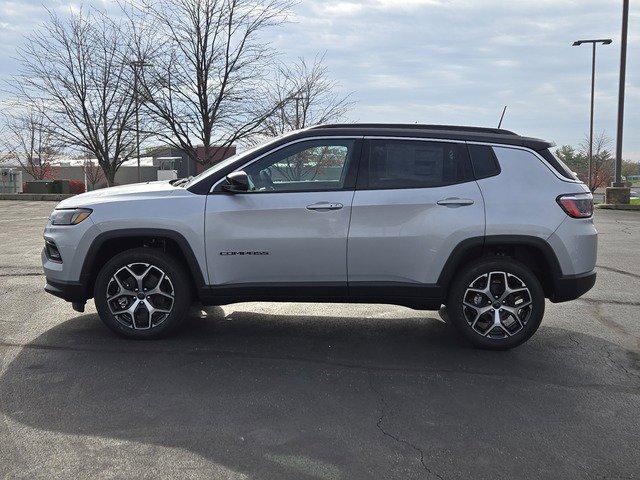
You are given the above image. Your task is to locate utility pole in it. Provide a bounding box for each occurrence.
[572,39,612,190]
[606,0,631,204]
[614,0,629,187]
[129,60,152,183]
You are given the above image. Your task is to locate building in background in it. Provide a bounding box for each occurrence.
[16,144,236,190]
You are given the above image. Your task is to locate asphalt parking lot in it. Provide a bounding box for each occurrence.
[0,201,638,479]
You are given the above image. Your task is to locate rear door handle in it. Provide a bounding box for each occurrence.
[306,202,344,211]
[436,197,475,207]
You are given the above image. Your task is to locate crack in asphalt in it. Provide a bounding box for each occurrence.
[0,272,43,277]
[586,302,640,381]
[596,265,640,281]
[578,297,640,308]
[368,378,445,480]
[588,301,637,341]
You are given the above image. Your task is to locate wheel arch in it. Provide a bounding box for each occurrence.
[80,229,206,300]
[438,235,563,298]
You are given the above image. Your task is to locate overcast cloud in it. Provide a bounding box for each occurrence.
[1,0,638,159]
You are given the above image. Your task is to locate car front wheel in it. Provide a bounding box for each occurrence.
[94,248,191,339]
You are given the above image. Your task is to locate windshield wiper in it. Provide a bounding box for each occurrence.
[170,176,193,187]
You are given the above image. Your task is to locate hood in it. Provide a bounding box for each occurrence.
[56,181,180,208]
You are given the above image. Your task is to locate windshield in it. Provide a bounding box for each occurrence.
[182,137,289,189]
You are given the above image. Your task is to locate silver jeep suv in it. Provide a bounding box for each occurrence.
[42,124,597,349]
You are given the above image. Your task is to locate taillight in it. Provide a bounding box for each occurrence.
[557,193,593,218]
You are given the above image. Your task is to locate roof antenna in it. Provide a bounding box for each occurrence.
[497,106,508,129]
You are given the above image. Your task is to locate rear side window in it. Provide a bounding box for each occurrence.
[367,140,473,189]
[468,144,501,179]
[537,149,578,180]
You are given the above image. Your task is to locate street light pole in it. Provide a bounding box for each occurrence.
[614,0,630,187]
[572,39,612,191]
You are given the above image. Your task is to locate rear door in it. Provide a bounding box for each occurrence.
[347,138,485,298]
[205,137,361,295]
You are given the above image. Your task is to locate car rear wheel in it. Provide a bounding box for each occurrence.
[446,257,545,350]
[94,248,191,339]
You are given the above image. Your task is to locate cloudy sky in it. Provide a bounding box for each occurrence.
[1,0,638,160]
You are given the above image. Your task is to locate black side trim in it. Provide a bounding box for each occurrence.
[45,279,88,303]
[81,228,207,291]
[437,237,485,289]
[348,282,443,299]
[200,282,347,305]
[551,270,596,303]
[199,282,443,310]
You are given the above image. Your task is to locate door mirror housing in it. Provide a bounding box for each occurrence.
[223,171,249,193]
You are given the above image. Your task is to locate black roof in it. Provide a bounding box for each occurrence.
[307,123,553,150]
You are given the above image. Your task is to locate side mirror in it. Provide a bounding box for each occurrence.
[222,171,249,193]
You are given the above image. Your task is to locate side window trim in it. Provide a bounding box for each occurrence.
[210,136,363,194]
[356,137,474,191]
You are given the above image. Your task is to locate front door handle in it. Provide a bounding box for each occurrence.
[436,197,475,207]
[306,202,344,211]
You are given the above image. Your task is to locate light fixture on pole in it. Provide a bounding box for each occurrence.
[129,59,152,183]
[572,39,612,191]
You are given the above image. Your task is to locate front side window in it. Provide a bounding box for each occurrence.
[243,139,355,192]
[367,139,473,189]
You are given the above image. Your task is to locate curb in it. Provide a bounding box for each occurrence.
[596,203,640,211]
[0,193,75,201]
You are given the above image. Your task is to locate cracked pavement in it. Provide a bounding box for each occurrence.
[0,201,639,479]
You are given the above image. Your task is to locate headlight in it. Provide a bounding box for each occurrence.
[49,208,93,225]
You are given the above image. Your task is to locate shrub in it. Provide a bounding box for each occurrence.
[69,179,86,194]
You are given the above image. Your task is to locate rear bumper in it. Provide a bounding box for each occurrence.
[45,278,89,303]
[550,270,596,303]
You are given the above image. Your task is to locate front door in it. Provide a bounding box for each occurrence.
[204,138,361,297]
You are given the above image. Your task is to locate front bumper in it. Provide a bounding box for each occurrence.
[550,269,596,303]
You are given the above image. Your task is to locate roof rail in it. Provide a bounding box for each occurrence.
[309,123,518,136]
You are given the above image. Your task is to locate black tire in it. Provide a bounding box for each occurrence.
[445,257,545,350]
[94,248,192,339]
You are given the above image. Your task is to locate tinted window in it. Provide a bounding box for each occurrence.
[468,144,501,179]
[367,140,473,189]
[244,139,355,192]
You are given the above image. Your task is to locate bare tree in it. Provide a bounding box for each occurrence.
[2,110,58,180]
[11,10,138,186]
[261,54,354,137]
[127,0,294,167]
[580,132,614,192]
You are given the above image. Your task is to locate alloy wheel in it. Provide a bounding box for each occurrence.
[462,271,532,339]
[106,263,175,330]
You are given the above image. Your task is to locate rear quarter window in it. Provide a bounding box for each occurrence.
[537,149,578,181]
